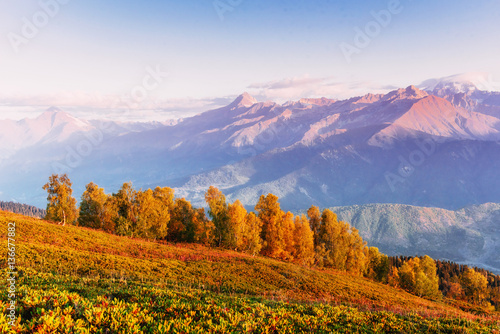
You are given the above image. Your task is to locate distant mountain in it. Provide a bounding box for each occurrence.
[0,108,171,160]
[1,75,500,212]
[330,202,500,273]
[421,73,500,114]
[0,201,45,218]
[0,107,91,159]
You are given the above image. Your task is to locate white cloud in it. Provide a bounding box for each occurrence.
[0,75,402,122]
[247,75,395,103]
[0,93,235,121]
[248,76,330,90]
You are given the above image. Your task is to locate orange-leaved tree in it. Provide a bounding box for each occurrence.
[307,205,321,246]
[255,193,285,259]
[227,199,247,250]
[293,214,315,265]
[239,212,262,255]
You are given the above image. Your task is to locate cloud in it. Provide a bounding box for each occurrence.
[0,76,408,122]
[248,76,330,90]
[418,72,500,92]
[247,75,395,102]
[0,93,236,122]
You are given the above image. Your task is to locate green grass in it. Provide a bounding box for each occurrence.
[1,211,499,333]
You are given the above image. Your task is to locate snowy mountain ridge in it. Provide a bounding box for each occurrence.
[1,74,500,212]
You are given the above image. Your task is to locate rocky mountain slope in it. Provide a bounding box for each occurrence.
[1,76,499,212]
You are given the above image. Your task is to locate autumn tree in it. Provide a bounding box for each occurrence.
[307,205,321,246]
[191,208,214,246]
[134,189,170,240]
[239,212,262,255]
[292,214,315,265]
[43,174,78,225]
[388,266,400,288]
[365,247,390,283]
[153,186,175,211]
[168,198,193,242]
[446,282,464,300]
[315,209,366,275]
[113,182,137,236]
[205,186,230,247]
[315,209,345,269]
[346,227,367,275]
[78,182,118,232]
[280,211,296,261]
[399,256,441,299]
[227,200,247,250]
[168,198,214,244]
[460,268,489,305]
[255,193,285,258]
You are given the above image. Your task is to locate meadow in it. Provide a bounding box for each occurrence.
[1,211,499,333]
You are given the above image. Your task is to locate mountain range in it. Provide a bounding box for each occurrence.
[1,74,500,212]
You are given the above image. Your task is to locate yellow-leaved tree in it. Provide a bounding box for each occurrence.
[315,208,366,275]
[398,256,441,299]
[293,214,315,265]
[113,182,137,236]
[78,182,118,233]
[307,205,321,246]
[134,189,170,240]
[460,268,489,305]
[168,198,213,244]
[255,193,285,258]
[239,212,262,255]
[43,174,78,226]
[205,186,230,247]
[227,200,247,250]
[364,247,390,283]
[282,211,296,261]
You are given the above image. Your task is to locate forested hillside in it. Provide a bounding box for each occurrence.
[332,203,500,273]
[37,173,500,311]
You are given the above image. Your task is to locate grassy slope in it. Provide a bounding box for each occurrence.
[1,211,499,332]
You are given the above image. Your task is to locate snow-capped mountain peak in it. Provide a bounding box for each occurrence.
[2,76,500,216]
[229,92,258,108]
[419,73,500,111]
[382,85,428,101]
[418,73,492,94]
[35,107,90,129]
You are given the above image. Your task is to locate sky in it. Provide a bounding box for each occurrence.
[1,0,500,120]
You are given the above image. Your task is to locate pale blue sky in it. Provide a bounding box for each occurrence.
[1,0,499,120]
